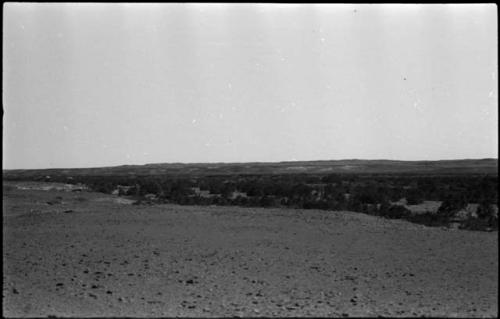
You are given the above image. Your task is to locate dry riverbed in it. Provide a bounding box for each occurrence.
[2,181,498,317]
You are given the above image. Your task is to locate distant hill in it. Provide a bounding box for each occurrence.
[3,159,498,179]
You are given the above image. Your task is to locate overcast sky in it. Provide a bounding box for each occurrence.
[3,3,498,169]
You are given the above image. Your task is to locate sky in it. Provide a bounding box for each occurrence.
[3,3,498,169]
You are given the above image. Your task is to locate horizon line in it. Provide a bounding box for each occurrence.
[2,157,498,171]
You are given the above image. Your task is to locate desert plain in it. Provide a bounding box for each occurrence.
[2,181,498,317]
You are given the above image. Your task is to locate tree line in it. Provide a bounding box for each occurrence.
[6,172,498,231]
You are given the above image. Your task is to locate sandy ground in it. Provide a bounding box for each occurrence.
[3,181,498,317]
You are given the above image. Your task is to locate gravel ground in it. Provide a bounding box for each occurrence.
[3,182,498,317]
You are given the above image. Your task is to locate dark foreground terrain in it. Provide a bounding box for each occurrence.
[3,181,498,317]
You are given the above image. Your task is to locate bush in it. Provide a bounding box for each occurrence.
[460,218,495,231]
[259,196,277,207]
[408,212,447,227]
[476,202,495,219]
[437,196,467,218]
[380,205,411,219]
[474,202,498,230]
[405,189,424,205]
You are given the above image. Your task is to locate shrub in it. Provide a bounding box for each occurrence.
[437,195,467,219]
[475,202,498,230]
[460,218,493,231]
[408,212,447,227]
[380,205,411,219]
[405,189,424,205]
